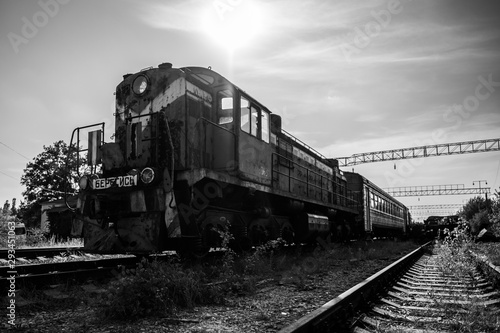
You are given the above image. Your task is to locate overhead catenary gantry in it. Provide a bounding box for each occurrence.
[411,210,459,216]
[409,204,462,217]
[333,138,500,167]
[383,184,490,197]
[408,204,464,210]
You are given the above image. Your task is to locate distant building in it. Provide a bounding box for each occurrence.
[40,196,77,238]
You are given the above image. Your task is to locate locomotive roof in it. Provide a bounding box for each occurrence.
[182,66,270,111]
[123,63,338,168]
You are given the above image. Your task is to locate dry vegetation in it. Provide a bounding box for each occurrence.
[5,238,418,332]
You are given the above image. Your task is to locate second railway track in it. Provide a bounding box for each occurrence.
[0,254,142,288]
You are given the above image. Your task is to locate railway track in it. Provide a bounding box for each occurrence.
[279,242,500,332]
[0,248,155,288]
[0,255,143,288]
[0,246,84,262]
[0,245,220,288]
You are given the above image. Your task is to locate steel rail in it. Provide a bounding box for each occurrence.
[0,256,141,288]
[0,247,84,260]
[278,241,432,333]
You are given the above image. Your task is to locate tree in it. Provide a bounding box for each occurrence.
[19,140,81,228]
[3,198,18,216]
[2,200,10,215]
[489,189,500,237]
[459,195,493,235]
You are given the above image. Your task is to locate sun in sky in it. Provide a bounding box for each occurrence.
[201,1,266,51]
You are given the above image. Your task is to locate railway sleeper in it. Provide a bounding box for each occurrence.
[352,252,500,332]
[392,285,500,298]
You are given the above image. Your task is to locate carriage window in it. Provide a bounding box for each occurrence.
[217,91,233,125]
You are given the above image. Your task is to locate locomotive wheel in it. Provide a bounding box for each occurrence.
[229,236,252,252]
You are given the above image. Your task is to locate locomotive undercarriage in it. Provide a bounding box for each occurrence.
[171,174,357,256]
[75,171,355,254]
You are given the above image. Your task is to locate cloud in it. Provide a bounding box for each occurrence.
[135,0,204,32]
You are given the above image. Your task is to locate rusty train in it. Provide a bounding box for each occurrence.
[67,63,411,254]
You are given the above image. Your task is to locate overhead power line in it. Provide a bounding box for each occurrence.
[0,170,18,181]
[0,141,30,160]
[333,138,500,167]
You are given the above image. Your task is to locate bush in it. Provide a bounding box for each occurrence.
[470,210,491,234]
[432,221,500,332]
[100,258,223,320]
[26,227,49,247]
[244,238,286,275]
[489,190,500,237]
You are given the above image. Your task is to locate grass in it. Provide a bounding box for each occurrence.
[98,258,225,320]
[0,225,83,249]
[96,238,418,321]
[7,224,419,323]
[20,232,83,248]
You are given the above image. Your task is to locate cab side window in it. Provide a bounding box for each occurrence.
[240,96,270,143]
[217,90,233,126]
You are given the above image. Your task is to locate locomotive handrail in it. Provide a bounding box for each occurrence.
[198,117,237,136]
[68,123,106,175]
[65,122,105,211]
[281,129,328,161]
[126,112,176,190]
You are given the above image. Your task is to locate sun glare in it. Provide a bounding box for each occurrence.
[201,1,265,51]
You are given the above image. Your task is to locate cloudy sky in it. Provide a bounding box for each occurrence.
[1,0,499,221]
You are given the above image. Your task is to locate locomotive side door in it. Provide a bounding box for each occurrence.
[237,94,272,186]
[211,89,236,170]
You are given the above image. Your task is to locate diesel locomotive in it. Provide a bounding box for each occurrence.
[67,63,410,254]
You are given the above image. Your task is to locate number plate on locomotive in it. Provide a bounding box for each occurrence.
[93,175,137,189]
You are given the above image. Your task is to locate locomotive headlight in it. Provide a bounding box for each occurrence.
[140,167,155,184]
[79,176,88,190]
[132,75,149,95]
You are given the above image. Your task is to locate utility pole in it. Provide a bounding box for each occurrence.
[473,180,488,200]
[473,180,489,212]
